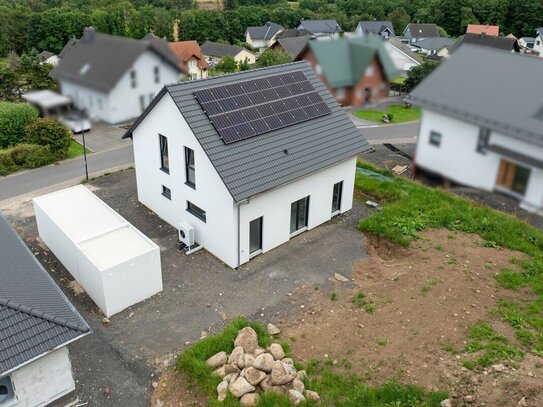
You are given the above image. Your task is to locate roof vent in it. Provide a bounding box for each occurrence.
[283,148,289,155]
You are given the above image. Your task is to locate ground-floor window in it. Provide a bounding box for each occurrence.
[0,376,15,405]
[187,201,206,222]
[497,160,531,196]
[290,196,309,234]
[332,181,343,213]
[249,217,263,254]
[161,185,171,200]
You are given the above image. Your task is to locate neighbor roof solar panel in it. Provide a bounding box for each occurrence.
[194,71,331,144]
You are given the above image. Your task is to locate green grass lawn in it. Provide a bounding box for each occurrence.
[353,105,421,124]
[177,317,447,406]
[66,139,90,159]
[356,161,543,367]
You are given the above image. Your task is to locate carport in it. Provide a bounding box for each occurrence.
[22,90,72,117]
[33,185,163,317]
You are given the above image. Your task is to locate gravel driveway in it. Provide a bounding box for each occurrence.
[6,170,368,406]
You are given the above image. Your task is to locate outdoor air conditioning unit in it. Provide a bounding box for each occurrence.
[178,221,195,247]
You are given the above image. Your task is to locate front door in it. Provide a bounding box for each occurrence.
[249,217,263,255]
[496,159,531,196]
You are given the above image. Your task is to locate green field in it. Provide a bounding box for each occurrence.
[353,105,421,124]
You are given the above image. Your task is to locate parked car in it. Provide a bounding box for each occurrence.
[59,114,92,133]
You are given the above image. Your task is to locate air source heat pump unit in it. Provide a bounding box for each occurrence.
[178,222,194,247]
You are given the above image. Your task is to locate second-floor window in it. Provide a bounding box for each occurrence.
[185,146,195,187]
[477,127,490,154]
[159,134,169,173]
[188,60,197,68]
[154,66,160,84]
[130,70,137,88]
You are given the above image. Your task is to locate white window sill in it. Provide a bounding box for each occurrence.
[289,227,308,238]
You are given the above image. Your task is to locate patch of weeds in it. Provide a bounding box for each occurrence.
[376,338,388,347]
[484,262,494,269]
[421,279,438,294]
[434,244,443,251]
[330,291,337,301]
[496,269,526,290]
[447,234,455,240]
[510,256,521,265]
[289,336,297,343]
[462,323,523,368]
[497,298,543,355]
[444,342,457,354]
[365,303,376,313]
[483,240,501,249]
[352,291,377,312]
[446,258,457,265]
[338,358,353,370]
[300,332,306,339]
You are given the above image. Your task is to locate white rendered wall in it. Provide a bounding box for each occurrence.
[10,347,75,407]
[238,157,356,265]
[59,50,180,124]
[416,109,543,210]
[384,41,420,74]
[131,92,239,267]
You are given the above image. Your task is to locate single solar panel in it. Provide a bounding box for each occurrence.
[194,71,331,144]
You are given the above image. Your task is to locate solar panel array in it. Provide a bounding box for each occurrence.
[193,71,331,144]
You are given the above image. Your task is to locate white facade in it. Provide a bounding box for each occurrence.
[33,185,162,317]
[534,33,543,56]
[384,41,420,74]
[416,109,543,212]
[59,50,180,124]
[131,93,357,268]
[4,347,75,407]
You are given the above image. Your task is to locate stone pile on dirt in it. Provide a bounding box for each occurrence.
[207,326,320,406]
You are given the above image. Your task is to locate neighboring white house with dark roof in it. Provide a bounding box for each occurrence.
[37,50,59,66]
[122,62,370,268]
[403,23,440,44]
[51,27,184,124]
[0,212,90,407]
[533,28,543,56]
[245,22,284,50]
[296,19,342,39]
[410,37,455,55]
[384,37,422,75]
[200,41,256,67]
[409,45,543,213]
[355,21,395,38]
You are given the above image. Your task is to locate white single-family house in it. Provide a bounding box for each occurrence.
[355,21,395,39]
[410,45,543,214]
[410,37,455,55]
[37,50,59,66]
[403,23,440,44]
[200,41,256,68]
[122,62,370,268]
[51,27,184,124]
[533,28,543,56]
[0,212,91,407]
[245,22,284,50]
[384,37,423,75]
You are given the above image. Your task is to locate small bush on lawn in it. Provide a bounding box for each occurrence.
[24,118,72,158]
[10,143,55,169]
[0,102,39,148]
[0,150,17,175]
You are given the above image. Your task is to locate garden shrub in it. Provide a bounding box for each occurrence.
[10,143,55,169]
[0,102,39,148]
[24,118,72,158]
[0,150,17,176]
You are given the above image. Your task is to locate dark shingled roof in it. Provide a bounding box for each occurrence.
[37,51,56,59]
[404,23,440,38]
[0,213,90,375]
[297,19,342,34]
[356,21,395,36]
[200,41,250,58]
[409,45,543,148]
[451,33,520,53]
[246,22,283,40]
[51,28,182,92]
[273,36,314,59]
[276,28,313,40]
[124,62,370,202]
[411,37,455,51]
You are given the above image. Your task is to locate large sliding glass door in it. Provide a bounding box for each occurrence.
[290,196,309,235]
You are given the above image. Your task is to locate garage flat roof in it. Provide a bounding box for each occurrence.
[34,185,158,270]
[22,90,72,109]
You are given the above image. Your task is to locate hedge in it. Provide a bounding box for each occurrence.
[24,118,72,157]
[0,150,17,176]
[10,143,56,169]
[0,102,39,148]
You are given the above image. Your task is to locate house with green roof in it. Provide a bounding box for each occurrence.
[296,36,398,107]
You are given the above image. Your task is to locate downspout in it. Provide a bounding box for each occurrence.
[236,198,251,268]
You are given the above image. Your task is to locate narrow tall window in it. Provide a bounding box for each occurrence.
[249,217,263,254]
[154,66,160,84]
[159,134,169,173]
[290,196,309,234]
[331,181,343,213]
[185,146,195,187]
[130,70,137,88]
[477,127,490,154]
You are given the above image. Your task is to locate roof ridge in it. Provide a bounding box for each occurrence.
[0,298,90,333]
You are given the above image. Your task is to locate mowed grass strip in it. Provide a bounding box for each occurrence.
[353,105,421,124]
[176,317,447,406]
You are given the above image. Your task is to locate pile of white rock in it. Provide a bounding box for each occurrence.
[206,326,320,406]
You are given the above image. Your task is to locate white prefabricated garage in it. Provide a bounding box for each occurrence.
[33,185,162,317]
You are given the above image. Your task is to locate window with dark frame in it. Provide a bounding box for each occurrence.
[290,196,309,234]
[477,127,490,154]
[130,70,137,88]
[0,376,15,405]
[154,66,160,84]
[159,134,169,173]
[185,146,195,187]
[249,217,263,254]
[331,181,343,213]
[187,201,206,222]
[161,185,171,199]
[429,131,442,146]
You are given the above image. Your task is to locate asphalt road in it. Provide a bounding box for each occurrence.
[0,145,134,203]
[360,121,419,144]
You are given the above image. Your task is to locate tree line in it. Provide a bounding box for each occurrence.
[0,0,541,57]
